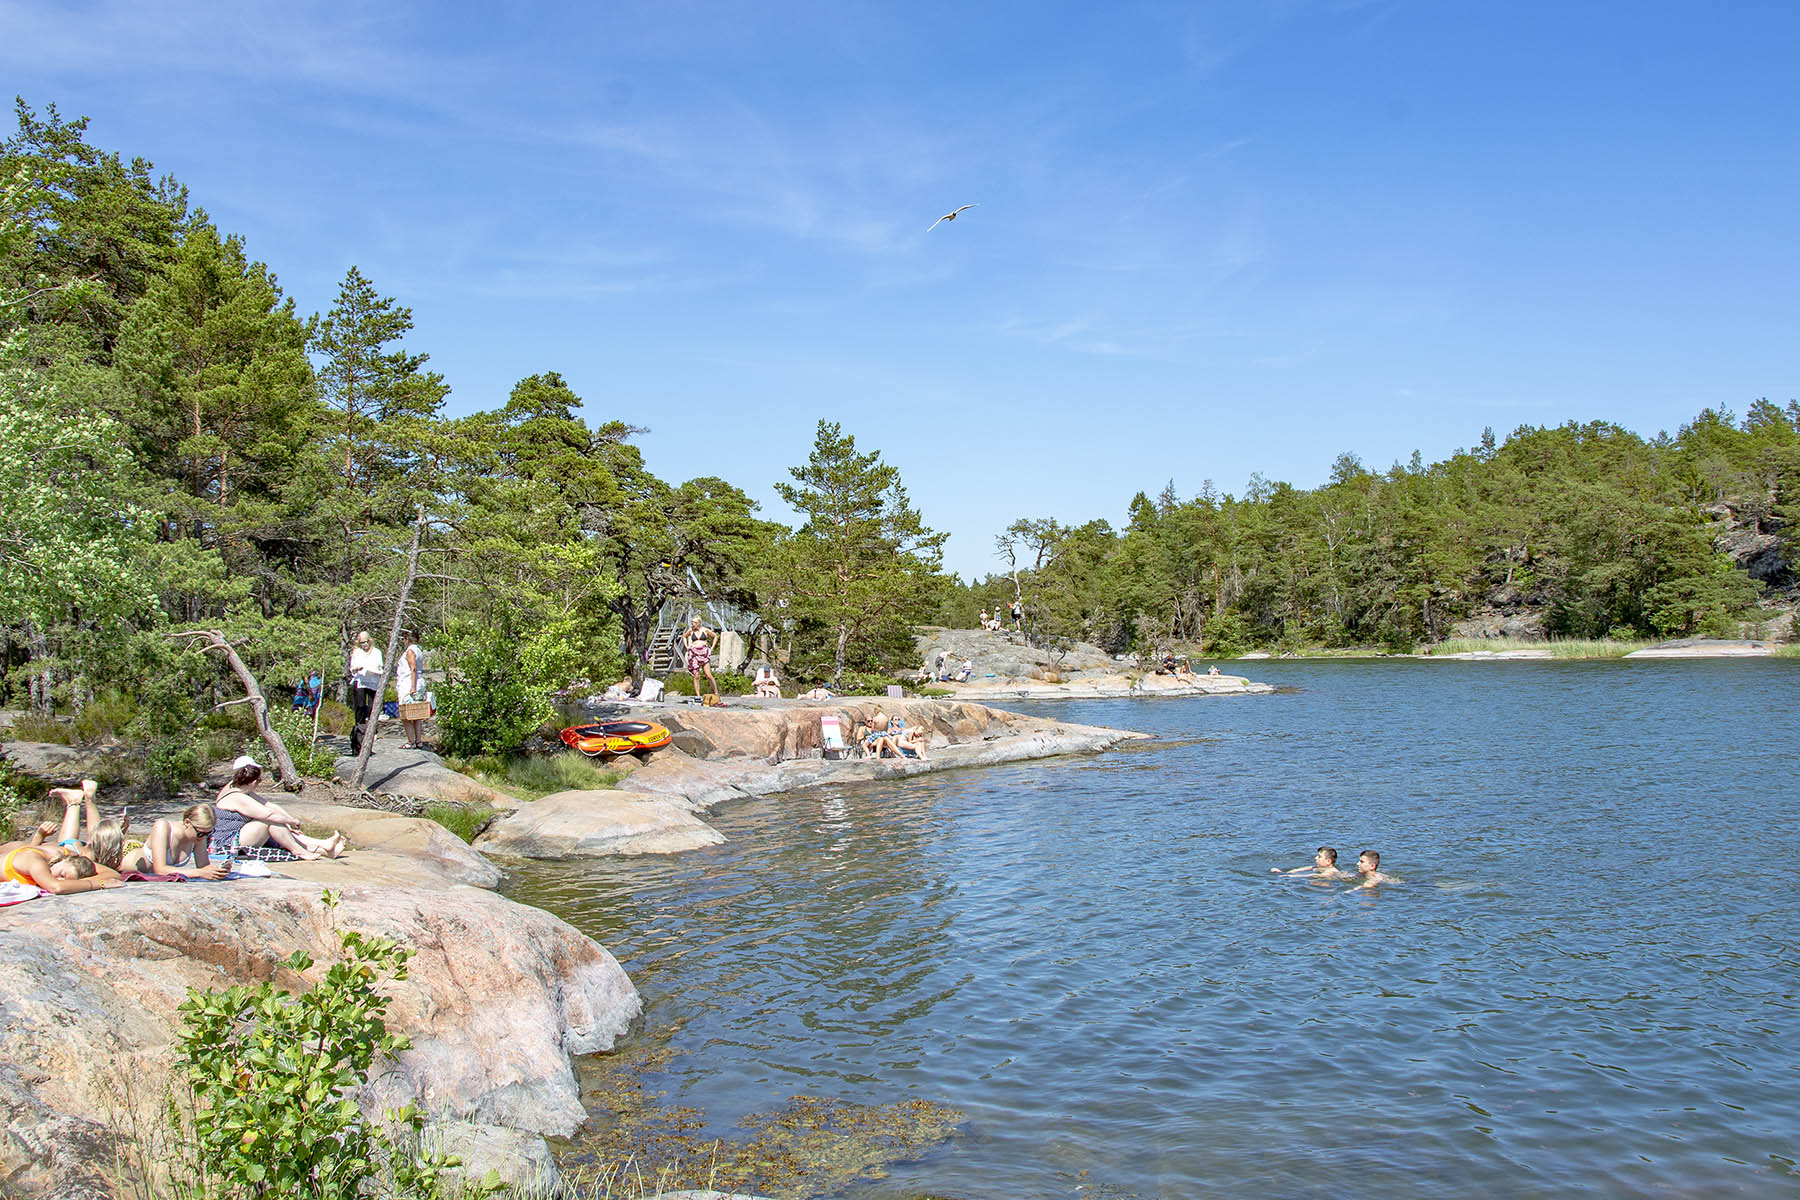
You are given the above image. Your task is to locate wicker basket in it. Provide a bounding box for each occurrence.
[398,701,433,721]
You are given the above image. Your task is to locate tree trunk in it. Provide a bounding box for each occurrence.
[172,630,300,790]
[350,506,427,792]
[834,622,850,684]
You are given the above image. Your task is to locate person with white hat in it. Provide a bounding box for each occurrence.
[211,756,346,861]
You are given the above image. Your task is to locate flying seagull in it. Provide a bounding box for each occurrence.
[926,203,978,232]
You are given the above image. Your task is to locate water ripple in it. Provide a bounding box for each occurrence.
[514,660,1800,1199]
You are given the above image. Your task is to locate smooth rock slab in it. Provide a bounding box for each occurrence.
[333,744,522,810]
[476,789,725,859]
[0,880,639,1198]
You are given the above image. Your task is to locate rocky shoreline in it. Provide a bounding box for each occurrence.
[0,696,1147,1196]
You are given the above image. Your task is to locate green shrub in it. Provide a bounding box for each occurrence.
[147,736,202,795]
[1202,613,1252,658]
[265,707,338,779]
[435,621,576,760]
[174,889,472,1200]
[71,691,137,744]
[835,669,901,696]
[9,710,70,744]
[317,698,353,736]
[446,753,620,802]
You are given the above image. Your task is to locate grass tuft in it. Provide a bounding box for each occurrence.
[446,752,622,801]
[1426,636,1638,659]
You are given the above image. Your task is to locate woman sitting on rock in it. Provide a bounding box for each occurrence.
[895,723,931,761]
[121,805,230,880]
[753,665,782,698]
[212,757,346,862]
[0,841,118,894]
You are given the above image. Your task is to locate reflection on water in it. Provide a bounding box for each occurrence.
[510,660,1800,1199]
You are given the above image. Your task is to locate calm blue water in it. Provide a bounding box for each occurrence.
[511,660,1800,1198]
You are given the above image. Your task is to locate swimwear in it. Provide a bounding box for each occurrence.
[686,642,712,670]
[3,848,37,885]
[209,799,298,862]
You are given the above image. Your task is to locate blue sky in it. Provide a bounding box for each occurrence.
[5,0,1796,578]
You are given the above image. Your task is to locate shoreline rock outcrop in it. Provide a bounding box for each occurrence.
[477,697,1148,859]
[0,881,639,1198]
[912,627,1274,699]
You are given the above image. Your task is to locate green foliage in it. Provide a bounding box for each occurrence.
[442,753,620,802]
[433,620,577,760]
[175,890,466,1200]
[265,706,337,779]
[146,735,202,794]
[417,802,498,844]
[771,421,946,682]
[1201,612,1252,657]
[835,669,903,697]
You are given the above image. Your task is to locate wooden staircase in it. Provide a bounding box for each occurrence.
[647,626,679,674]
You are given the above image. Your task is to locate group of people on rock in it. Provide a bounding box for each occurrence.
[348,629,430,753]
[860,712,930,760]
[977,601,1024,633]
[928,649,975,683]
[0,757,348,900]
[1273,846,1393,889]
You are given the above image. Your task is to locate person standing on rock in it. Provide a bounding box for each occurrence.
[685,616,720,698]
[978,608,991,630]
[1010,599,1024,633]
[398,630,427,750]
[348,630,383,756]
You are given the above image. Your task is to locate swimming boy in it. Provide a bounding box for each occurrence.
[1354,850,1393,888]
[1272,846,1351,879]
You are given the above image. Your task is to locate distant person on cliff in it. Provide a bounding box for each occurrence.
[1011,599,1024,632]
[684,616,720,697]
[1354,850,1394,888]
[753,664,782,697]
[978,608,991,630]
[348,630,383,756]
[955,657,974,682]
[1272,847,1351,879]
[1207,665,1222,676]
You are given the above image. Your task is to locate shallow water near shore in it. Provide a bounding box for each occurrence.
[508,659,1800,1199]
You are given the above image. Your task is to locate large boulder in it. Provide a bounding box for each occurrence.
[0,881,639,1198]
[274,799,503,890]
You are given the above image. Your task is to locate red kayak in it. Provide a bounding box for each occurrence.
[558,720,673,758]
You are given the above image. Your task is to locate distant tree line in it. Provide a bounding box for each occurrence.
[948,410,1798,654]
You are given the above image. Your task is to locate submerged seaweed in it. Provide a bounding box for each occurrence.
[564,1036,964,1199]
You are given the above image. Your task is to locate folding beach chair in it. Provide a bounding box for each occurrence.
[820,714,848,760]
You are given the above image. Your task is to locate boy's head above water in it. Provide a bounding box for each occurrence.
[1357,850,1380,872]
[1315,847,1338,868]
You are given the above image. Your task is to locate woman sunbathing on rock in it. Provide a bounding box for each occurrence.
[212,757,345,862]
[0,841,118,894]
[120,804,230,880]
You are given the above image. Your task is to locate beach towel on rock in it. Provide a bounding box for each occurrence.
[0,880,41,906]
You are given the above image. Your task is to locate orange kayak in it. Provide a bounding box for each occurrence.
[559,720,674,758]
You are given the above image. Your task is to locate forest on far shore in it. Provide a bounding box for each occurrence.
[5,98,1797,774]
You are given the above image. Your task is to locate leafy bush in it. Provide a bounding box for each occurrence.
[434,621,576,760]
[146,736,202,795]
[175,890,471,1200]
[71,691,137,744]
[1202,613,1252,658]
[265,707,338,779]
